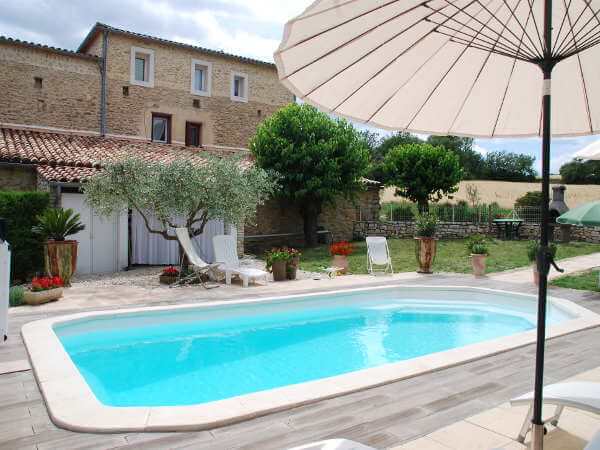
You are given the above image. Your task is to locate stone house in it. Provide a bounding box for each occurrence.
[0,23,380,272]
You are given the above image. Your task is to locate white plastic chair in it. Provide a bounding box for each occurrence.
[366,236,393,275]
[173,228,220,288]
[213,234,268,287]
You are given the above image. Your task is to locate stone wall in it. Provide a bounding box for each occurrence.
[94,33,294,147]
[0,166,37,191]
[0,41,101,133]
[353,220,600,244]
[245,186,381,253]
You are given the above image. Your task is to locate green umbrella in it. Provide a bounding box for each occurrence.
[557,202,600,227]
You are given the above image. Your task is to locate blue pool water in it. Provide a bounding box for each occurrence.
[54,287,573,407]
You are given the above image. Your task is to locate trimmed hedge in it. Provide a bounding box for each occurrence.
[0,191,50,282]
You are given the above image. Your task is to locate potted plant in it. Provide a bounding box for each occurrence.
[23,275,63,305]
[159,266,180,285]
[265,248,291,281]
[285,247,302,280]
[468,235,488,276]
[32,208,85,286]
[414,211,438,274]
[528,241,557,286]
[329,241,353,274]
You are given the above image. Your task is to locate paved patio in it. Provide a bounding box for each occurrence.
[1,255,600,449]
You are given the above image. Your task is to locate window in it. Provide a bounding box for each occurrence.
[130,47,155,87]
[230,71,248,102]
[185,122,202,147]
[191,59,212,96]
[34,77,43,89]
[151,113,171,143]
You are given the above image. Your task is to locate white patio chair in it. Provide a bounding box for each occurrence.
[173,228,220,289]
[212,234,268,287]
[366,236,393,275]
[511,381,600,442]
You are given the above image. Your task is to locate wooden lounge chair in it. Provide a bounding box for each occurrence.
[213,234,268,287]
[173,228,220,288]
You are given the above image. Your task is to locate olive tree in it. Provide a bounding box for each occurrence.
[83,156,276,241]
[384,143,463,211]
[250,103,370,247]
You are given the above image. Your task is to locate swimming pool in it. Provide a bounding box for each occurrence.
[22,285,600,432]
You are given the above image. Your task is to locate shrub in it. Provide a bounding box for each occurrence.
[9,285,24,307]
[0,191,50,282]
[32,208,85,241]
[415,212,438,237]
[515,191,543,208]
[527,241,557,262]
[467,235,489,255]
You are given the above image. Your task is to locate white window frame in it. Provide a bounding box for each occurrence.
[230,71,249,102]
[190,59,212,97]
[130,46,155,88]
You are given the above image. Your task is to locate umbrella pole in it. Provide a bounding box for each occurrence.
[532,0,553,448]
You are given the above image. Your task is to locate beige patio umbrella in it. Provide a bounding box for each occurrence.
[275,1,600,449]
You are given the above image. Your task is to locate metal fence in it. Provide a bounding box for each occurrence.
[373,203,542,224]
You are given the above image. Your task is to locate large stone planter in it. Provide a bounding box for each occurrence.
[159,274,178,285]
[470,254,487,276]
[331,255,349,274]
[415,237,437,274]
[23,287,63,305]
[44,240,78,286]
[271,260,287,281]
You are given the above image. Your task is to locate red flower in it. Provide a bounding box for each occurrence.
[162,266,179,276]
[30,275,63,291]
[329,241,354,256]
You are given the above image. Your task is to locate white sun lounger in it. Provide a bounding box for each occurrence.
[173,228,220,288]
[213,234,268,287]
[287,439,375,450]
[511,381,600,442]
[366,236,393,275]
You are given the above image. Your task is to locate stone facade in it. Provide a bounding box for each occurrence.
[245,186,381,253]
[0,40,101,133]
[0,166,38,191]
[353,220,600,244]
[84,33,293,147]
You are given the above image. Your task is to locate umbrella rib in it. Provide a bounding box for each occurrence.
[282,2,435,84]
[496,0,543,58]
[447,0,533,133]
[561,34,600,59]
[559,27,600,57]
[551,0,576,55]
[523,0,546,55]
[404,0,512,130]
[276,0,406,56]
[554,2,600,57]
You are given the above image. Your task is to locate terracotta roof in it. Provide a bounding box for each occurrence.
[78,23,275,68]
[0,127,250,183]
[0,36,99,60]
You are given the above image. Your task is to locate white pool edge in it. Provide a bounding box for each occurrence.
[21,284,600,433]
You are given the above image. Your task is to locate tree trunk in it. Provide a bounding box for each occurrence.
[300,202,322,248]
[418,200,429,213]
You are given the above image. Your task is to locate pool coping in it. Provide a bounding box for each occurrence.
[21,284,600,433]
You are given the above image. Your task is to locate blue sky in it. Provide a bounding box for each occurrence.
[2,0,599,174]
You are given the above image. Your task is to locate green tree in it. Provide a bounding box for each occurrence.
[483,151,536,181]
[426,135,485,179]
[560,158,600,184]
[250,103,370,247]
[515,191,543,208]
[368,132,422,182]
[83,156,275,241]
[384,143,463,211]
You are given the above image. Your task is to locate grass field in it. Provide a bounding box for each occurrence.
[299,239,600,275]
[382,180,600,208]
[551,270,600,292]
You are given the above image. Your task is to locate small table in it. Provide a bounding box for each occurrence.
[493,218,524,240]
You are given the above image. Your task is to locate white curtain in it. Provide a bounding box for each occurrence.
[131,210,224,265]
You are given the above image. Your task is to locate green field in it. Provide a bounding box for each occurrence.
[297,239,600,275]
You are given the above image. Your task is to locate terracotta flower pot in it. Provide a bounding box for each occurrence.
[287,256,300,280]
[44,240,78,286]
[159,274,179,285]
[331,255,349,274]
[23,287,63,305]
[414,237,437,274]
[271,259,287,281]
[471,254,487,277]
[533,266,540,286]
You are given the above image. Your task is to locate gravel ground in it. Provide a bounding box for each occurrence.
[71,259,323,288]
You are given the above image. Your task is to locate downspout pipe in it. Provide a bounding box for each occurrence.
[99,30,109,137]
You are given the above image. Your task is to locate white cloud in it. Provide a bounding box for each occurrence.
[473,144,489,156]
